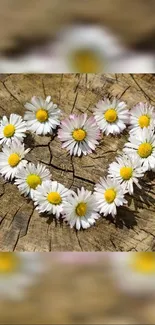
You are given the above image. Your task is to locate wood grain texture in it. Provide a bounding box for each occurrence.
[0,73,155,252]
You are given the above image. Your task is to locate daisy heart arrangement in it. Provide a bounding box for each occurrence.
[0,96,155,231]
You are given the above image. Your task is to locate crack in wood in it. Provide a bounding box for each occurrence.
[42,78,47,98]
[90,150,117,159]
[2,80,23,106]
[71,92,78,113]
[75,232,83,251]
[130,74,155,103]
[118,86,130,99]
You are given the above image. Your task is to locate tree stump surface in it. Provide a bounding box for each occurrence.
[0,73,155,252]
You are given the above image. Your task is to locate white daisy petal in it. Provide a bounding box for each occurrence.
[15,162,51,198]
[58,114,100,156]
[0,114,27,145]
[108,152,145,195]
[94,177,127,217]
[62,187,100,230]
[93,97,129,135]
[0,141,30,181]
[33,180,71,218]
[124,127,155,172]
[129,102,155,135]
[24,96,61,135]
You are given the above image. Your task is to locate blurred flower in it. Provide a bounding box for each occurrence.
[50,24,128,73]
[24,96,61,135]
[0,25,154,73]
[110,252,155,296]
[53,252,105,264]
[0,252,45,300]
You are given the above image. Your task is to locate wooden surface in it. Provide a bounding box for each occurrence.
[0,255,155,324]
[0,73,155,252]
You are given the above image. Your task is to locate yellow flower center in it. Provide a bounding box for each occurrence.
[3,124,15,138]
[70,49,102,73]
[36,109,48,123]
[26,174,42,189]
[104,109,117,123]
[129,253,155,274]
[120,166,133,180]
[138,142,152,158]
[138,115,150,128]
[76,202,87,217]
[0,253,19,274]
[47,192,62,205]
[72,129,87,142]
[8,153,21,167]
[104,188,116,203]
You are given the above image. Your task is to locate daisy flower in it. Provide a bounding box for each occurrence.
[124,127,155,171]
[33,180,71,218]
[0,141,30,181]
[0,252,45,300]
[0,114,27,145]
[15,163,51,198]
[0,26,154,74]
[94,177,127,217]
[24,95,61,135]
[93,97,129,135]
[110,252,155,296]
[129,102,155,135]
[62,187,100,230]
[58,114,100,156]
[48,24,129,73]
[108,153,145,195]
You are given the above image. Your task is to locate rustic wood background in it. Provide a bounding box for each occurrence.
[0,73,155,252]
[0,254,155,325]
[0,0,155,53]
